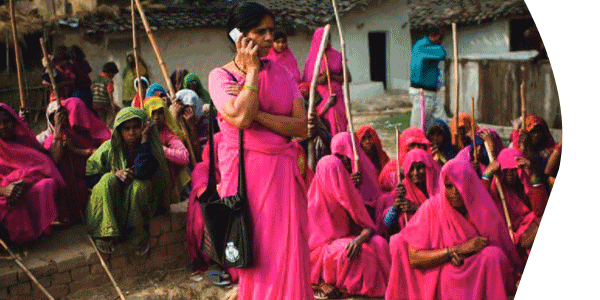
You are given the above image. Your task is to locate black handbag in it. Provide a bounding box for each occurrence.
[197,70,253,268]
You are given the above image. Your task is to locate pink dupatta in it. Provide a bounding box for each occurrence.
[265,46,301,83]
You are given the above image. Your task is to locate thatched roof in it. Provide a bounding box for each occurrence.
[0,5,47,38]
[408,0,530,30]
[58,0,371,36]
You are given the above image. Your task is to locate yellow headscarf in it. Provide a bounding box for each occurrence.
[142,96,184,140]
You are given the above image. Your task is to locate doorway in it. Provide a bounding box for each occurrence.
[368,31,387,89]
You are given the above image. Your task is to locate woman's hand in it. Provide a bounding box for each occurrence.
[54,107,68,137]
[479,131,496,159]
[484,161,500,177]
[351,172,362,187]
[141,120,154,144]
[183,107,197,127]
[114,168,134,185]
[225,82,242,96]
[454,236,488,256]
[346,238,362,259]
[236,36,260,73]
[171,100,185,119]
[449,252,464,266]
[394,183,407,209]
[400,200,419,213]
[307,112,317,139]
[516,157,533,177]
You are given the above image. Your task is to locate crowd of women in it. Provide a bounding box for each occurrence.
[0,1,561,300]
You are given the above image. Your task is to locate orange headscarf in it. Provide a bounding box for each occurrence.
[449,113,480,148]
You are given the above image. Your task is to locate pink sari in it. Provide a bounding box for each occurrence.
[331,132,382,219]
[489,148,546,253]
[208,60,312,300]
[0,104,64,243]
[385,159,523,300]
[265,46,301,83]
[302,27,347,135]
[378,149,440,236]
[43,97,111,223]
[308,155,390,297]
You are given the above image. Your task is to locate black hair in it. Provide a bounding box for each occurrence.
[170,69,189,91]
[102,62,119,74]
[69,45,86,61]
[226,1,275,44]
[427,26,444,38]
[52,46,70,67]
[274,30,286,42]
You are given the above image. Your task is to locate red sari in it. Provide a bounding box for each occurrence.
[355,125,390,174]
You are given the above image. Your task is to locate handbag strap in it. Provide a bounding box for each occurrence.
[206,68,247,197]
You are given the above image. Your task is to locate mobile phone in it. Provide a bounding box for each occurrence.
[229,28,242,42]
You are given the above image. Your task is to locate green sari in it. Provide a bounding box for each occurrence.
[85,107,172,248]
[182,73,212,105]
[122,51,149,105]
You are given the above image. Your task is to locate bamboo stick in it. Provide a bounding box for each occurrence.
[307,24,331,169]
[395,126,408,224]
[520,65,526,133]
[39,37,60,107]
[419,88,425,132]
[483,143,515,243]
[331,0,359,173]
[132,0,143,104]
[86,236,126,300]
[9,0,25,109]
[452,23,459,148]
[134,0,197,165]
[0,239,55,300]
[471,97,477,164]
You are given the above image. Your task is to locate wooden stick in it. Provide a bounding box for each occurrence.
[324,55,333,96]
[307,24,331,169]
[331,0,359,173]
[134,0,197,165]
[395,126,408,224]
[0,239,55,300]
[132,0,143,104]
[419,88,425,132]
[39,37,59,107]
[471,97,477,164]
[86,236,126,300]
[9,0,25,109]
[520,65,526,132]
[452,23,459,147]
[483,143,515,243]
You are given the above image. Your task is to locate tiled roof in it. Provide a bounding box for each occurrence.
[408,0,531,29]
[63,0,370,36]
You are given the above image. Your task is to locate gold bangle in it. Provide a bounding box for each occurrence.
[242,84,258,93]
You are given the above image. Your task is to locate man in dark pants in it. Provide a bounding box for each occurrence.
[409,27,447,128]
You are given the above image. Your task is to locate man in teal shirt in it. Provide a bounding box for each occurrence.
[409,27,447,128]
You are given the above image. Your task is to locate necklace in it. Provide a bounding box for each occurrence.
[233,59,246,75]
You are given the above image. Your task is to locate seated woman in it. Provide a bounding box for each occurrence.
[0,104,64,245]
[455,128,504,176]
[385,159,523,300]
[482,148,548,256]
[425,118,457,166]
[356,125,390,175]
[449,112,479,150]
[44,97,111,225]
[308,155,391,299]
[511,114,556,191]
[143,96,190,202]
[331,132,382,223]
[381,149,440,236]
[379,127,430,193]
[86,108,172,255]
[172,89,210,162]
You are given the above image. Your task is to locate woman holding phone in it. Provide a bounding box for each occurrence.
[206,2,312,299]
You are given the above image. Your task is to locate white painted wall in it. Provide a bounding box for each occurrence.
[328,0,412,91]
[440,20,510,57]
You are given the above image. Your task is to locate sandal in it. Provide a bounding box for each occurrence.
[95,239,114,254]
[135,240,150,256]
[204,270,231,287]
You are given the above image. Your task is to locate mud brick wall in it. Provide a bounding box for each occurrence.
[0,210,188,299]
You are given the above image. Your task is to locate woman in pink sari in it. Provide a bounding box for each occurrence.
[302,27,351,136]
[308,155,390,299]
[385,159,523,300]
[206,2,311,299]
[380,149,440,236]
[482,148,547,257]
[265,30,301,83]
[0,104,64,244]
[44,97,111,224]
[379,127,430,193]
[331,132,382,223]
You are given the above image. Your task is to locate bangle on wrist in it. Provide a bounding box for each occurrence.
[242,84,258,93]
[482,172,493,180]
